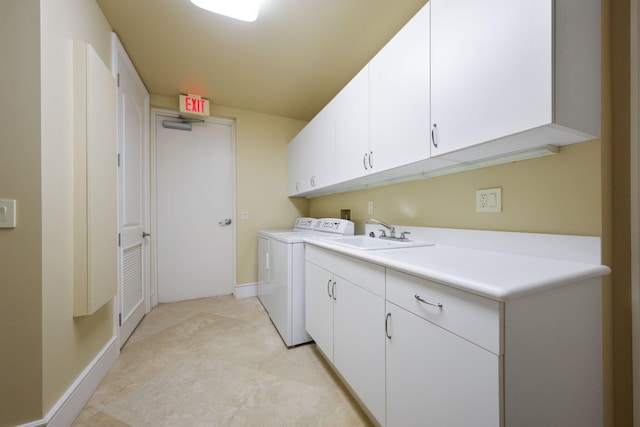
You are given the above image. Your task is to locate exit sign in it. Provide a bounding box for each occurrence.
[179,94,210,116]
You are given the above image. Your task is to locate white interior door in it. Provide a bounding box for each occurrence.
[154,114,235,303]
[114,34,149,347]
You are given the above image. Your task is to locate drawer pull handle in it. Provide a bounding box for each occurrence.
[327,279,332,298]
[332,281,337,300]
[415,294,443,308]
[385,313,391,339]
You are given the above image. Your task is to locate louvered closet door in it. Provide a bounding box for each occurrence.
[115,34,149,347]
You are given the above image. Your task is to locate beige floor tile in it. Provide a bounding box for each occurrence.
[74,296,372,427]
[71,405,130,427]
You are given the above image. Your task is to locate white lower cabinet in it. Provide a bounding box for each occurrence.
[385,288,500,427]
[334,276,385,424]
[305,245,602,426]
[385,303,500,426]
[305,246,386,425]
[305,261,335,358]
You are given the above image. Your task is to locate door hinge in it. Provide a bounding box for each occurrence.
[118,233,121,247]
[117,72,120,88]
[117,153,121,167]
[119,313,122,326]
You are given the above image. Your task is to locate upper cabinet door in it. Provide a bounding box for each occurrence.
[334,66,370,183]
[369,3,430,173]
[287,133,303,196]
[287,101,335,196]
[430,0,553,156]
[307,101,336,190]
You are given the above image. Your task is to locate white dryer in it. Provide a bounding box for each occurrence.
[258,218,354,347]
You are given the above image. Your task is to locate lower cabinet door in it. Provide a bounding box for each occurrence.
[305,261,335,360]
[334,277,386,424]
[386,302,501,427]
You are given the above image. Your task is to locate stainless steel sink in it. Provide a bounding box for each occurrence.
[326,235,434,251]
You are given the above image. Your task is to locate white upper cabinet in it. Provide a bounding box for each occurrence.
[369,3,431,173]
[333,66,370,183]
[287,0,600,197]
[287,102,336,196]
[287,133,304,196]
[430,0,600,160]
[307,101,336,190]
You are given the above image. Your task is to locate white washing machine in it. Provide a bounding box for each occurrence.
[258,218,354,347]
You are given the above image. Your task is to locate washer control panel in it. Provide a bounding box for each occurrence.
[293,217,318,230]
[314,218,354,235]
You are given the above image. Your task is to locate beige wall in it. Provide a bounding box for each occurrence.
[150,96,309,285]
[0,1,43,425]
[0,0,117,424]
[309,140,602,235]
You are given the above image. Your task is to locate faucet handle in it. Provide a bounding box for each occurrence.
[378,229,387,238]
[400,231,411,240]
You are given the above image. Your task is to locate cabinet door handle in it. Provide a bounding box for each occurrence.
[431,123,438,148]
[415,294,443,308]
[332,281,336,300]
[327,279,332,298]
[368,151,373,169]
[363,153,368,170]
[385,313,392,339]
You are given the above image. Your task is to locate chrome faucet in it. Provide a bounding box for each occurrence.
[365,218,396,239]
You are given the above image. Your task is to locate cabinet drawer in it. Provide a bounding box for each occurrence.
[306,246,385,297]
[387,269,502,354]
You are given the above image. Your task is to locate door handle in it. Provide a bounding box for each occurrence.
[219,218,232,226]
[385,313,392,339]
[431,123,438,148]
[142,232,151,238]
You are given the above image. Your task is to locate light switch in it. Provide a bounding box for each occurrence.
[0,200,16,228]
[487,193,497,208]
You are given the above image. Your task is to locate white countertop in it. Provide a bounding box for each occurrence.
[304,237,611,301]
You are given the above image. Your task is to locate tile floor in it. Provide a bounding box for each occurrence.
[72,296,372,426]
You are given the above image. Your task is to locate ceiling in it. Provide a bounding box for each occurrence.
[96,0,428,121]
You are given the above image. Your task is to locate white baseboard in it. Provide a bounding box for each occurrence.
[18,336,118,427]
[235,282,258,299]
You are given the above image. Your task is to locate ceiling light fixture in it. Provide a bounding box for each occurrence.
[190,0,261,22]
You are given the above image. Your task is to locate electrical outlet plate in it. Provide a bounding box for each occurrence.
[476,188,501,213]
[367,200,374,215]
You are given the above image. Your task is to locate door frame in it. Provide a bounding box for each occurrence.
[630,0,640,424]
[112,33,151,348]
[149,108,237,307]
